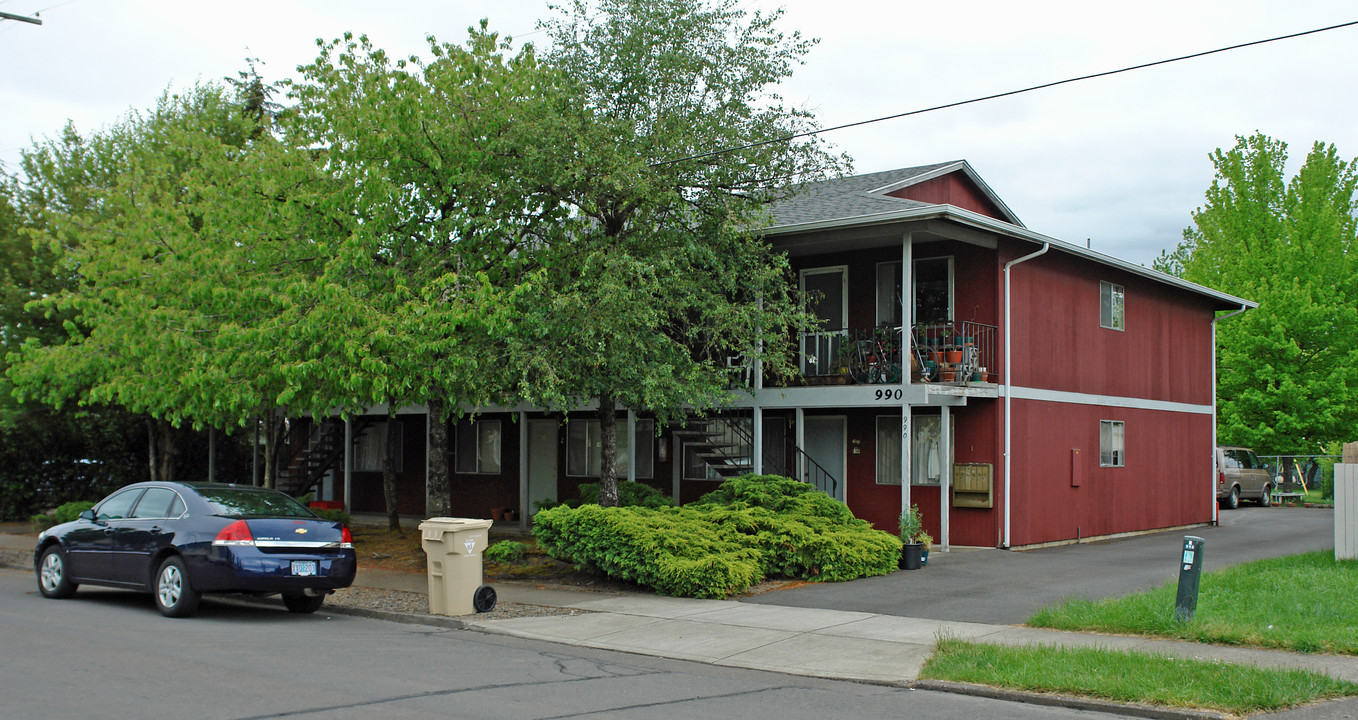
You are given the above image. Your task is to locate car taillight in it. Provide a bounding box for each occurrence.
[213,520,255,546]
[1217,471,1225,486]
[340,525,353,549]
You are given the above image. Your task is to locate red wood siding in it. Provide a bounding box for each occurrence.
[1008,398,1214,545]
[1004,242,1215,404]
[886,172,1009,221]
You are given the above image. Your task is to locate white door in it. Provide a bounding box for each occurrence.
[527,420,558,516]
[802,416,846,502]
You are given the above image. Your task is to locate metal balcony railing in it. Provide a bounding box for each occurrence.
[795,321,999,386]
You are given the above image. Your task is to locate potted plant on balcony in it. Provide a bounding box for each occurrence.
[898,504,926,570]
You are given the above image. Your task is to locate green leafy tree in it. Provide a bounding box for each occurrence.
[507,0,848,506]
[1162,133,1358,453]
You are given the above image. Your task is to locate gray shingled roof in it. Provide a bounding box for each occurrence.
[767,161,1027,230]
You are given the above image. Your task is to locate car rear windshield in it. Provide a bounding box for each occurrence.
[197,488,315,518]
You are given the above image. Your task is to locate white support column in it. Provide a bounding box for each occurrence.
[753,405,764,475]
[941,405,951,552]
[627,410,637,483]
[343,419,353,512]
[901,232,913,515]
[795,407,806,482]
[519,411,529,528]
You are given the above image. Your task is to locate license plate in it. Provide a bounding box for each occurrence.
[291,560,318,576]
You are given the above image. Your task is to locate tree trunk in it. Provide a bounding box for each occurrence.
[597,392,619,507]
[383,413,402,533]
[146,417,159,482]
[262,411,280,490]
[156,420,178,483]
[427,395,451,517]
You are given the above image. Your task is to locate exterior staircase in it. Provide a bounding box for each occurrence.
[672,414,839,498]
[277,418,374,497]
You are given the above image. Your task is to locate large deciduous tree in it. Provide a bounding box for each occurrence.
[507,0,847,506]
[1157,132,1358,454]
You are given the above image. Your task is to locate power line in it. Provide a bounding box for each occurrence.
[652,19,1358,168]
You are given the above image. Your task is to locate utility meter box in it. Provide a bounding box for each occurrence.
[419,517,494,616]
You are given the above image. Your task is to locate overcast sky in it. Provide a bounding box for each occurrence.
[3,0,1355,267]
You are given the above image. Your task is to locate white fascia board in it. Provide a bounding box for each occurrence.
[1008,385,1213,415]
[765,204,1256,311]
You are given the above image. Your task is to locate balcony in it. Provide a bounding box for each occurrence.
[797,321,997,387]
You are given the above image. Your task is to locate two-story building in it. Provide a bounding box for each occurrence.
[285,161,1253,549]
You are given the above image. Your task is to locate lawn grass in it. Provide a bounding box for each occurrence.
[1029,551,1358,654]
[921,639,1358,716]
[1302,487,1333,506]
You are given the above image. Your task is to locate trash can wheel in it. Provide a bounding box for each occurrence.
[473,585,497,613]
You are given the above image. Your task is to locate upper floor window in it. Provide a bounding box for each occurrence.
[455,419,500,474]
[1100,420,1125,467]
[1100,281,1125,331]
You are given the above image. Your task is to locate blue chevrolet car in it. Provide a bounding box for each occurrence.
[34,482,357,617]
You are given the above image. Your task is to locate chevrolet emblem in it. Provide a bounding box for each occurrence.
[295,528,308,535]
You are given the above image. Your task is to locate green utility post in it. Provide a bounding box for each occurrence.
[1175,535,1205,622]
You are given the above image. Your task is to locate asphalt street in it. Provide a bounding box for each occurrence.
[747,506,1336,624]
[1,567,1134,720]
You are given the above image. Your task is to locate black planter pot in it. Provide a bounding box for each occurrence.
[900,543,923,570]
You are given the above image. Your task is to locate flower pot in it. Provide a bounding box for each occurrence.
[943,350,964,364]
[920,548,930,566]
[491,507,507,521]
[900,543,923,570]
[940,370,956,382]
[504,510,517,522]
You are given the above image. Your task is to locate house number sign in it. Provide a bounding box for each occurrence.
[874,388,904,401]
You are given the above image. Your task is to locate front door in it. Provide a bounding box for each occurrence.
[800,267,846,375]
[802,416,846,502]
[527,420,558,517]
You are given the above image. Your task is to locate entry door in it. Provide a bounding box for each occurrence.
[802,416,846,502]
[527,420,559,517]
[800,267,847,375]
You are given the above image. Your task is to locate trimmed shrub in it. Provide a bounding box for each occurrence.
[32,500,98,533]
[533,474,901,597]
[313,508,352,527]
[484,540,528,563]
[572,481,674,509]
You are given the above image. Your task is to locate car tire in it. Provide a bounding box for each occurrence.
[154,556,201,618]
[1259,484,1272,507]
[37,546,78,599]
[1222,485,1239,510]
[282,593,325,614]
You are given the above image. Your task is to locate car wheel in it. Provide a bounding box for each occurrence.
[37,546,78,599]
[1222,485,1239,510]
[282,593,325,614]
[1259,484,1272,507]
[154,556,201,618]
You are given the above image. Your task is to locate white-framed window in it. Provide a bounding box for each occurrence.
[567,419,653,478]
[455,419,501,474]
[1100,420,1125,467]
[354,421,404,472]
[1100,281,1125,331]
[875,414,945,486]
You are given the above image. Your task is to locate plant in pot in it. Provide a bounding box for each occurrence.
[917,532,933,566]
[898,504,926,570]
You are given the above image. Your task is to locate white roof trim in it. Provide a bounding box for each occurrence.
[864,160,1024,227]
[764,204,1256,310]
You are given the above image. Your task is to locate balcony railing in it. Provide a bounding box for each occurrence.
[795,321,998,387]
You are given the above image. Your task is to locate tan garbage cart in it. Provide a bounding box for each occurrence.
[418,517,497,615]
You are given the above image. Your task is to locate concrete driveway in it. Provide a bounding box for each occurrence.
[746,506,1335,625]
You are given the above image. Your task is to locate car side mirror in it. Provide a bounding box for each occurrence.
[79,509,96,521]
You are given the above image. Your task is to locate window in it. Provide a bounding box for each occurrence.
[568,419,653,478]
[914,257,953,325]
[1100,281,1125,330]
[1100,420,1125,467]
[130,488,184,519]
[95,489,143,521]
[354,421,404,472]
[456,419,502,474]
[876,415,945,486]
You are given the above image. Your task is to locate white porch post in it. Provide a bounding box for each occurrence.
[343,419,352,512]
[519,411,529,528]
[901,232,913,513]
[753,406,764,475]
[941,405,951,552]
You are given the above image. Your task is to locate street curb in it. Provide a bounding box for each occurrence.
[223,594,475,630]
[910,680,1228,720]
[0,548,32,571]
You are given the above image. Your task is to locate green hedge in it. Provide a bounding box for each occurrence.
[533,474,900,598]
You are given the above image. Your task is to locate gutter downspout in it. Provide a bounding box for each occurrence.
[1002,242,1049,549]
[1210,304,1249,525]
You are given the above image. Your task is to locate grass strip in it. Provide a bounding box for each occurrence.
[921,639,1358,715]
[1029,551,1358,654]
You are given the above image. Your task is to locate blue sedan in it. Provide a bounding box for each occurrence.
[34,482,357,617]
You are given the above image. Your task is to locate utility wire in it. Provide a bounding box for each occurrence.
[652,19,1358,168]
